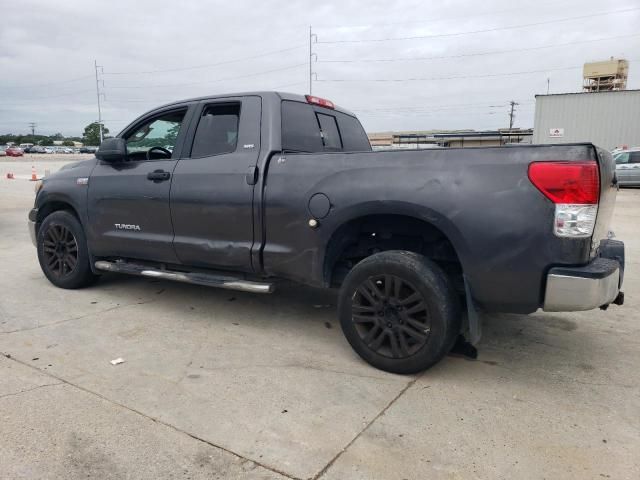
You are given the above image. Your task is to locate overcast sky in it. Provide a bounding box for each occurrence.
[0,0,638,136]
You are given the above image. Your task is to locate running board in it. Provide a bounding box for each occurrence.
[94,260,274,294]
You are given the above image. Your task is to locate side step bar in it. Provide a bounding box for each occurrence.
[94,260,274,294]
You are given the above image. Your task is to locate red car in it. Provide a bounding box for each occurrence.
[5,146,23,157]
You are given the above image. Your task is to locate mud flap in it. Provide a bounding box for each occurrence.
[463,275,482,346]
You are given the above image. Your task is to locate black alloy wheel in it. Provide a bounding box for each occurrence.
[338,250,461,374]
[351,275,431,359]
[42,224,78,278]
[37,210,97,289]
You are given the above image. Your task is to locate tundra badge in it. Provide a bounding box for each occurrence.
[114,224,141,231]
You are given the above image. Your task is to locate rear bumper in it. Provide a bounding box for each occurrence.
[543,240,624,312]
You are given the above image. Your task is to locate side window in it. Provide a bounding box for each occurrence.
[629,152,640,164]
[126,110,186,160]
[335,112,372,151]
[316,113,342,151]
[281,101,323,153]
[191,103,240,158]
[615,153,630,164]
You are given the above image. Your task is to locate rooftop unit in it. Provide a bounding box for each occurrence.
[583,58,628,92]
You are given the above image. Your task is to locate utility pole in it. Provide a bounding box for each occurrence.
[28,122,36,136]
[309,26,317,95]
[508,100,518,130]
[547,77,550,95]
[94,60,104,144]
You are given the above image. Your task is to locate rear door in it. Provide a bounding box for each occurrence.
[87,107,192,263]
[170,96,261,272]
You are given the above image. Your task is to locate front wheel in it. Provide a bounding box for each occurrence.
[338,251,461,374]
[37,210,98,289]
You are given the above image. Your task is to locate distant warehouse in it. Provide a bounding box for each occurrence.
[533,89,640,151]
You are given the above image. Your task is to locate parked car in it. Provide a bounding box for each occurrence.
[43,147,55,154]
[5,146,24,157]
[28,92,625,374]
[61,147,74,154]
[613,147,640,186]
[79,146,98,154]
[0,146,6,157]
[30,146,46,154]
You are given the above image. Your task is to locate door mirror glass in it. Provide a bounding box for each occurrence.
[96,138,127,163]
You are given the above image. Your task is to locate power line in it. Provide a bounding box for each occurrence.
[318,33,640,64]
[0,89,95,104]
[310,0,581,30]
[270,81,307,90]
[106,63,307,89]
[103,45,305,76]
[353,101,535,113]
[316,7,640,44]
[316,63,615,83]
[0,75,94,90]
[0,46,306,92]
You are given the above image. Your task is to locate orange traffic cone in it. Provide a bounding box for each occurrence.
[31,166,37,181]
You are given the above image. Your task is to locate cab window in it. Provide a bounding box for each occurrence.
[126,109,187,161]
[190,103,240,158]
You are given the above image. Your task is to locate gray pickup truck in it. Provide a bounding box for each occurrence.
[29,91,625,373]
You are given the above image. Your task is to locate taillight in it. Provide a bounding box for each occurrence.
[528,161,600,238]
[305,95,335,109]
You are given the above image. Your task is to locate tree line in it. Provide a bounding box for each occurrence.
[0,122,110,146]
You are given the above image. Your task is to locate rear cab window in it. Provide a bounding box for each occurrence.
[281,100,371,153]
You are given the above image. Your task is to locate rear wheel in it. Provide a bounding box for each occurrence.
[338,250,460,374]
[37,210,97,289]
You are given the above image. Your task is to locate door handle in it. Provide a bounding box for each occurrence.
[147,170,171,182]
[245,165,259,185]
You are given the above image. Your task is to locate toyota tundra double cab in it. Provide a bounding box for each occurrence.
[29,92,625,374]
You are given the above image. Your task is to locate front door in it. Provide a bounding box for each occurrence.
[87,107,192,263]
[170,96,261,272]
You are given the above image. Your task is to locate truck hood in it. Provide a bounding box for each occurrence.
[59,157,98,172]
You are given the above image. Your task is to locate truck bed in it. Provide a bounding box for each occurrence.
[261,143,616,313]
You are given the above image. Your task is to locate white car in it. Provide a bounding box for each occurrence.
[613,147,640,187]
[44,147,55,154]
[0,146,6,157]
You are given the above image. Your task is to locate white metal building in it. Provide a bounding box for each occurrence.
[533,90,640,151]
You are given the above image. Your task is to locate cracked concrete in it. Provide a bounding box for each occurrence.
[1,159,639,479]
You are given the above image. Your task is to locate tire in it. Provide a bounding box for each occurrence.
[37,210,98,289]
[338,250,461,374]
